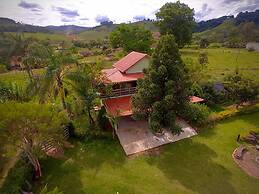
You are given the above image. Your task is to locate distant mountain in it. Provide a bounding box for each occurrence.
[195,10,259,32]
[0,18,90,33]
[46,25,90,33]
[235,10,259,25]
[195,16,234,32]
[0,17,50,33]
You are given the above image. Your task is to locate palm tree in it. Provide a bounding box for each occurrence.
[39,47,77,116]
[66,63,102,125]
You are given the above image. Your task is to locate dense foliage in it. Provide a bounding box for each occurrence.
[156,1,195,48]
[110,24,153,53]
[181,103,211,126]
[133,34,190,133]
[0,102,68,178]
[0,155,33,194]
[224,71,259,106]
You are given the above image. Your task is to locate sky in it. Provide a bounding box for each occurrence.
[0,0,258,27]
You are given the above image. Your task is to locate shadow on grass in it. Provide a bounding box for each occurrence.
[147,139,236,194]
[34,136,126,193]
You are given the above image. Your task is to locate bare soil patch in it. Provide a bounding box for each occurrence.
[233,145,259,179]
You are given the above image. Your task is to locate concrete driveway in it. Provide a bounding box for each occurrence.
[116,117,197,155]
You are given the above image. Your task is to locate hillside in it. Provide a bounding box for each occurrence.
[193,19,259,44]
[0,18,89,34]
[77,20,157,41]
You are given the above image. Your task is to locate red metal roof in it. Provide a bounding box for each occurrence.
[104,96,133,116]
[190,96,205,103]
[102,68,144,83]
[113,51,148,73]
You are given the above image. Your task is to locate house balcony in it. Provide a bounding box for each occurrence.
[100,87,137,99]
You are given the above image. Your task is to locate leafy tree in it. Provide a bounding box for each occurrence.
[0,102,67,178]
[185,52,209,85]
[133,34,190,133]
[198,52,209,69]
[110,24,153,53]
[0,33,34,68]
[224,71,259,107]
[199,38,209,48]
[156,1,195,48]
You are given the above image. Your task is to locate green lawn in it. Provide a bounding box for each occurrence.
[181,48,259,81]
[34,112,259,194]
[0,68,44,86]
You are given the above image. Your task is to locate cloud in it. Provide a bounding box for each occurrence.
[195,3,213,21]
[18,0,42,11]
[61,18,75,22]
[53,7,79,18]
[95,15,110,24]
[80,17,89,21]
[235,3,259,13]
[133,15,147,21]
[223,0,243,3]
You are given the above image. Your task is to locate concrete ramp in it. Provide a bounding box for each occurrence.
[116,117,197,155]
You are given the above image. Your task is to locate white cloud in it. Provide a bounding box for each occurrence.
[0,0,258,27]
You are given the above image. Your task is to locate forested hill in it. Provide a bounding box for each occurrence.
[195,10,259,32]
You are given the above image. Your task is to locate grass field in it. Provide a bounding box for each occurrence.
[181,48,259,81]
[34,112,259,194]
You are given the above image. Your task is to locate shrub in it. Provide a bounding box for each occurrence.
[208,43,222,48]
[0,63,7,73]
[208,103,259,122]
[0,154,33,194]
[201,82,228,105]
[97,106,109,130]
[182,103,211,126]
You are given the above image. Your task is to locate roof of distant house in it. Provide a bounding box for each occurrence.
[190,96,205,103]
[113,51,148,73]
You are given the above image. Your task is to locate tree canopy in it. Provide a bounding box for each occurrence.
[132,34,190,133]
[156,1,195,48]
[109,24,153,53]
[224,71,259,106]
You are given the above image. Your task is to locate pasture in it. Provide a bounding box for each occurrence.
[181,48,259,81]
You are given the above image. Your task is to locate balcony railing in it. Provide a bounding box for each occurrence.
[100,87,137,98]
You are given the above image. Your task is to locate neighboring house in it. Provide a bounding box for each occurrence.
[246,42,259,51]
[101,51,204,117]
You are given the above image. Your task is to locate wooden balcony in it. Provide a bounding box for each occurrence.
[100,87,137,99]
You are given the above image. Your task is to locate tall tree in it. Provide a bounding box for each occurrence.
[66,63,102,125]
[110,24,153,53]
[156,1,195,48]
[133,34,190,133]
[38,47,77,116]
[0,102,67,178]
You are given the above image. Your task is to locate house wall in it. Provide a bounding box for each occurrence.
[126,57,150,74]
